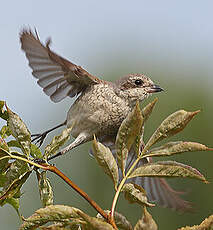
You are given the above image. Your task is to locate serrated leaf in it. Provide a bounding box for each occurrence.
[37,171,53,207]
[92,137,119,189]
[129,161,208,183]
[0,101,9,121]
[0,125,12,139]
[134,207,158,230]
[77,210,114,230]
[97,210,133,230]
[0,171,31,204]
[116,101,143,175]
[44,128,72,158]
[30,144,43,159]
[7,106,31,157]
[122,183,154,207]
[19,205,81,230]
[144,110,200,152]
[145,141,211,158]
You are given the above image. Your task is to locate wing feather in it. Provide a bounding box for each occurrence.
[20,29,101,102]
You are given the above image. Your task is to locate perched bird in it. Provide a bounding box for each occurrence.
[20,29,190,211]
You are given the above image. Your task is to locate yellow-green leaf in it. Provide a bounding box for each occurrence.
[30,144,43,159]
[129,161,208,183]
[97,210,133,230]
[44,127,72,158]
[19,205,81,230]
[122,183,154,207]
[92,137,119,190]
[37,171,53,207]
[145,141,211,158]
[116,101,143,175]
[0,101,9,121]
[142,98,158,123]
[144,110,200,151]
[7,106,31,157]
[134,207,158,230]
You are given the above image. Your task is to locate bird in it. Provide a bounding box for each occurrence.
[20,28,191,211]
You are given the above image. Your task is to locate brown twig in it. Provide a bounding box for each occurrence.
[40,163,118,229]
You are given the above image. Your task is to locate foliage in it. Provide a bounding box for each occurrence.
[0,99,212,229]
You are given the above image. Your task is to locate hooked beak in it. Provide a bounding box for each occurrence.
[147,84,164,93]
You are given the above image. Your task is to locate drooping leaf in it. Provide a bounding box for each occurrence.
[144,110,200,152]
[134,207,158,230]
[129,161,208,183]
[122,183,154,207]
[19,205,81,230]
[30,144,43,159]
[0,146,10,174]
[97,210,133,230]
[92,137,119,189]
[145,141,211,158]
[0,171,31,205]
[7,106,31,157]
[116,101,143,175]
[77,210,114,230]
[44,127,72,158]
[0,101,9,121]
[37,171,53,207]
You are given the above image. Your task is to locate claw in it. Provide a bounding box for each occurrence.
[31,132,47,147]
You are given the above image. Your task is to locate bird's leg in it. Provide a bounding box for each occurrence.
[47,133,87,161]
[32,121,67,146]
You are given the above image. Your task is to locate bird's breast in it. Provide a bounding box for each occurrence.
[66,83,132,137]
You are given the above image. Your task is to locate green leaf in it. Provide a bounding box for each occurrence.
[0,146,10,174]
[7,140,22,148]
[144,110,200,152]
[37,171,53,207]
[3,159,30,192]
[0,125,12,139]
[129,161,208,183]
[145,141,211,158]
[30,144,43,159]
[7,106,31,157]
[0,171,31,205]
[44,127,72,158]
[92,137,119,190]
[134,207,158,230]
[77,210,114,230]
[6,197,20,216]
[122,183,154,207]
[19,205,81,230]
[116,101,143,175]
[0,101,9,121]
[177,214,213,230]
[97,211,133,230]
[142,98,158,123]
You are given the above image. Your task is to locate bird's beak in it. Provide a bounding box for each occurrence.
[147,84,164,93]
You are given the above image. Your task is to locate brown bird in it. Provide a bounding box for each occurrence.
[20,29,190,211]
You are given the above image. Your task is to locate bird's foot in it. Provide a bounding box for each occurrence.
[31,132,48,147]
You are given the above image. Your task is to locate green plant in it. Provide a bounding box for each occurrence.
[0,99,212,230]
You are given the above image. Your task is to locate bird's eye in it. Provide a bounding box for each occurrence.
[134,79,143,86]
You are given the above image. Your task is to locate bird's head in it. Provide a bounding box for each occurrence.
[114,73,163,105]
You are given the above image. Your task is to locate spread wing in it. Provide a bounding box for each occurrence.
[20,29,101,103]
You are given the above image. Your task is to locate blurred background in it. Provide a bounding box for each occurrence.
[0,0,213,229]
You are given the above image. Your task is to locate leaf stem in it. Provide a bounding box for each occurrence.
[40,163,118,230]
[110,157,140,220]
